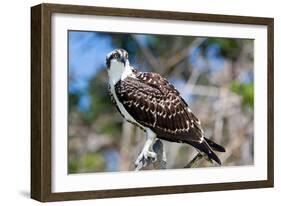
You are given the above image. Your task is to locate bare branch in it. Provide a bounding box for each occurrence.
[119,121,134,170]
[184,153,215,168]
[164,37,207,71]
[184,84,221,97]
[131,35,161,71]
[135,140,217,170]
[184,153,204,168]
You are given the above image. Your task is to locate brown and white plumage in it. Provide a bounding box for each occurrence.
[106,48,225,166]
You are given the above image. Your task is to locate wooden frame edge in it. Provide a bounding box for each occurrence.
[267,18,274,187]
[31,4,53,201]
[42,180,272,202]
[31,4,43,201]
[31,3,274,202]
[41,3,273,25]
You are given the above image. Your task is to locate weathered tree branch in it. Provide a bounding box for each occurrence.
[184,153,205,168]
[135,140,214,171]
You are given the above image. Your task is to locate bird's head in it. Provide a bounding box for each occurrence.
[106,48,129,69]
[106,49,132,84]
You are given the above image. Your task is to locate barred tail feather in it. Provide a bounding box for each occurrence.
[204,137,226,152]
[188,140,222,165]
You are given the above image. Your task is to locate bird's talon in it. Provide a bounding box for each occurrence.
[151,156,157,163]
[135,150,157,168]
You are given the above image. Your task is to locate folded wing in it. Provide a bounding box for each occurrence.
[114,71,204,144]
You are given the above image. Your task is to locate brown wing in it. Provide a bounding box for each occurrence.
[115,71,204,144]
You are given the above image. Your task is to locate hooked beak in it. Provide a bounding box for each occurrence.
[106,56,126,69]
[120,56,126,66]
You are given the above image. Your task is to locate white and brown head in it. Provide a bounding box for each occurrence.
[106,48,129,68]
[106,49,133,85]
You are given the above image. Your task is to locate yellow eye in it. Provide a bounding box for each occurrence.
[113,53,119,58]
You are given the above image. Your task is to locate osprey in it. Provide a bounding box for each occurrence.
[106,48,225,167]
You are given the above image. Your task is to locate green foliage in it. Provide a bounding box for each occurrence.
[69,153,106,173]
[82,153,105,172]
[68,156,79,173]
[69,93,80,108]
[205,38,241,60]
[99,121,121,137]
[78,71,112,124]
[231,80,254,109]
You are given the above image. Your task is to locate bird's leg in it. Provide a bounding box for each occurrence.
[151,139,167,169]
[135,129,157,168]
[161,143,167,163]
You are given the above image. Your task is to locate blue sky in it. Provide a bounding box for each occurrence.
[69,31,114,111]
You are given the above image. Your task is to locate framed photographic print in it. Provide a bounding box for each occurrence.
[31,3,274,202]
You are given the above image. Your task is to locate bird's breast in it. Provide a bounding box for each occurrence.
[109,82,142,127]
